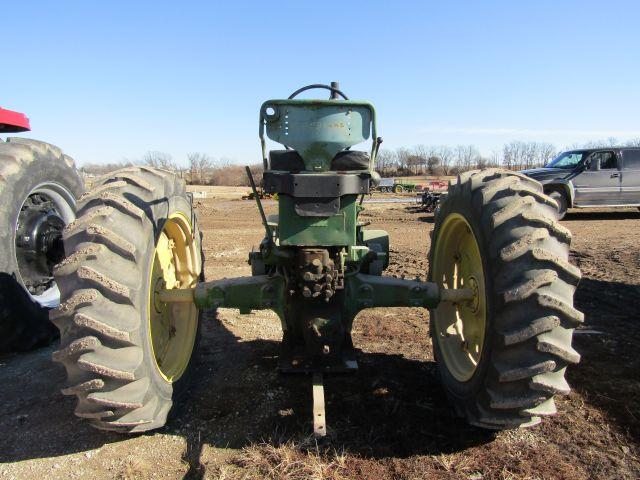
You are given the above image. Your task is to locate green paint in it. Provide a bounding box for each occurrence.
[278,194,358,246]
[261,99,376,172]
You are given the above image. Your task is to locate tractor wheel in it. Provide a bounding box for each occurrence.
[0,138,83,353]
[392,184,404,194]
[52,167,203,432]
[428,169,582,429]
[548,190,568,220]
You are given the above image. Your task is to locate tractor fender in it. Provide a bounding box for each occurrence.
[539,179,575,207]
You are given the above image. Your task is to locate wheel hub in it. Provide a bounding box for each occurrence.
[467,276,480,313]
[15,195,66,295]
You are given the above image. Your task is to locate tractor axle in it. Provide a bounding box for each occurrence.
[157,277,475,311]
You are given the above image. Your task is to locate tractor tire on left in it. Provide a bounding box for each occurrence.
[0,138,83,353]
[52,167,203,432]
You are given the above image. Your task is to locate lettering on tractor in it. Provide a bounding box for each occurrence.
[52,83,582,436]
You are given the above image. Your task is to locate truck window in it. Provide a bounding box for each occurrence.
[622,149,640,169]
[546,151,584,169]
[599,152,617,169]
[587,151,616,169]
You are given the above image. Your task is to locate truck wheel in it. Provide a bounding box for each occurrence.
[0,138,83,353]
[392,184,404,194]
[428,169,582,429]
[548,191,568,220]
[52,167,203,432]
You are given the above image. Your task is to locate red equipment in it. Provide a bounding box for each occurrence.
[0,107,31,132]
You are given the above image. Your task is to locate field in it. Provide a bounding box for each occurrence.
[1,198,639,479]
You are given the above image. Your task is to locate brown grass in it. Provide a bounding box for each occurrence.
[230,439,350,480]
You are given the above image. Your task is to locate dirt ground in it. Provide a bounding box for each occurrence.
[1,198,639,480]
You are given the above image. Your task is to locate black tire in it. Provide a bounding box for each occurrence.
[0,138,84,353]
[393,184,404,194]
[548,190,568,220]
[428,169,582,429]
[51,166,203,432]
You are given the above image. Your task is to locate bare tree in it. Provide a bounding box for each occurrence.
[395,147,411,173]
[476,156,489,170]
[186,152,212,184]
[406,155,423,175]
[375,149,396,175]
[438,145,454,175]
[538,142,557,167]
[187,152,211,184]
[454,145,479,172]
[412,145,430,174]
[427,155,440,175]
[489,149,502,168]
[143,151,176,171]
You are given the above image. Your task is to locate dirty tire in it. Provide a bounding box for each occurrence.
[0,138,83,353]
[549,190,568,220]
[52,166,203,432]
[428,169,582,429]
[392,184,404,194]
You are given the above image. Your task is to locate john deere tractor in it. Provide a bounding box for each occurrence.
[52,84,582,435]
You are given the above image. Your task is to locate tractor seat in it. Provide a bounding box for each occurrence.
[269,149,370,171]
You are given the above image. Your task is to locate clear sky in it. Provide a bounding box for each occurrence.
[2,0,639,166]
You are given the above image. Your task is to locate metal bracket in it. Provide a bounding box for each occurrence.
[312,373,326,437]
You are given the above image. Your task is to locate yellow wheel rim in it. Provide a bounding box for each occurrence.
[148,212,199,382]
[432,213,486,382]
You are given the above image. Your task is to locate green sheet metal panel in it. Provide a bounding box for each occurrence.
[278,194,358,246]
[261,100,374,171]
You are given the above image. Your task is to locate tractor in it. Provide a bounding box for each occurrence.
[52,83,582,435]
[0,106,83,353]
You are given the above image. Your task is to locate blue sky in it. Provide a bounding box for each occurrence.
[2,0,639,166]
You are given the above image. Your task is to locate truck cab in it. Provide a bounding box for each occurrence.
[521,147,640,217]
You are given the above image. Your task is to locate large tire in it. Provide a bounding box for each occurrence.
[52,167,203,432]
[392,184,404,194]
[428,169,582,429]
[0,138,83,353]
[549,190,568,220]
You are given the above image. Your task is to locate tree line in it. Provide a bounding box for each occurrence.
[80,137,640,184]
[81,151,262,186]
[376,137,640,176]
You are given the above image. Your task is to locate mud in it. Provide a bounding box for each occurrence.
[1,200,639,479]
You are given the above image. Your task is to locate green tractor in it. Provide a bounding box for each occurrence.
[52,83,582,435]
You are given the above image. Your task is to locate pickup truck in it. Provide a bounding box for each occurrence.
[521,147,640,218]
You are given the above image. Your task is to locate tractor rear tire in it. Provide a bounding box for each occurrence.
[549,190,568,220]
[0,138,83,353]
[52,167,203,432]
[428,169,582,429]
[392,184,404,194]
